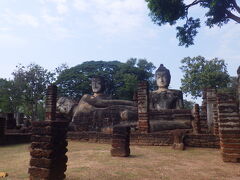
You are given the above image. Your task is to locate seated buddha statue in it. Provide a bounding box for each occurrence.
[150,64,184,110]
[148,64,192,131]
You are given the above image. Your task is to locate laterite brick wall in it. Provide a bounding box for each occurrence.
[217,93,240,162]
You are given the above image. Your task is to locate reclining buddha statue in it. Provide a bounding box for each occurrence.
[57,76,137,132]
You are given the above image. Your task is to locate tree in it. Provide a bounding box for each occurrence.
[183,99,195,109]
[180,56,230,98]
[56,59,155,100]
[145,0,240,47]
[114,58,156,99]
[218,76,239,95]
[56,61,122,99]
[0,79,13,113]
[12,63,55,121]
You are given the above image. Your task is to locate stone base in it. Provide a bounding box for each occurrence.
[111,148,130,157]
[172,143,185,150]
[111,126,130,157]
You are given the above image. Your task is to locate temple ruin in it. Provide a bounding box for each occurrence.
[0,64,240,179]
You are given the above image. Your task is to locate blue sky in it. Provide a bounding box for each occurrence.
[0,0,239,101]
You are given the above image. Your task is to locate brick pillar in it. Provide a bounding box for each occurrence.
[172,129,186,150]
[45,85,57,121]
[237,66,240,112]
[213,101,219,136]
[137,81,149,133]
[217,93,240,163]
[29,85,69,180]
[206,89,217,134]
[0,117,6,137]
[199,90,208,133]
[6,113,15,129]
[192,104,200,134]
[111,126,130,157]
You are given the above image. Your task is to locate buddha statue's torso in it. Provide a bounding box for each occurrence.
[150,89,183,110]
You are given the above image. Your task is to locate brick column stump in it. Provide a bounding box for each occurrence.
[111,126,130,157]
[172,129,186,150]
[206,89,217,134]
[29,85,69,179]
[29,121,69,180]
[237,66,240,112]
[137,81,149,133]
[192,104,200,134]
[0,117,6,137]
[45,85,57,121]
[199,90,208,134]
[217,93,240,163]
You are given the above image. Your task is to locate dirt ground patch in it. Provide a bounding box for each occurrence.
[0,141,240,180]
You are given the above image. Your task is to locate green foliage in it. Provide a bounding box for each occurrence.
[11,63,54,120]
[56,61,121,99]
[217,76,238,95]
[183,99,195,109]
[0,60,155,119]
[176,17,200,47]
[180,56,230,98]
[0,79,13,112]
[56,59,155,100]
[146,0,240,47]
[146,0,186,25]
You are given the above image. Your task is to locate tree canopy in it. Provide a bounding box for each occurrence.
[0,64,55,120]
[146,0,240,47]
[180,56,230,98]
[0,78,14,113]
[0,59,155,120]
[56,59,155,100]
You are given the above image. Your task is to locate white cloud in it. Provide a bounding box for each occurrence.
[42,13,63,24]
[40,0,67,4]
[72,0,147,34]
[1,9,39,28]
[0,27,11,32]
[0,33,27,47]
[73,0,89,12]
[17,14,39,27]
[210,23,240,59]
[184,0,195,4]
[202,22,240,75]
[57,3,69,14]
[51,25,74,39]
[40,0,69,14]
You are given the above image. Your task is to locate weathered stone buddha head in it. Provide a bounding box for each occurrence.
[155,64,171,89]
[91,76,105,93]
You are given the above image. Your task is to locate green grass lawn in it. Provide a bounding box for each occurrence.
[0,141,240,180]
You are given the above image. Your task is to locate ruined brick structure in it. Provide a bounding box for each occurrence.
[217,93,240,162]
[0,113,31,146]
[0,117,5,137]
[192,104,200,134]
[149,109,192,131]
[45,85,57,121]
[199,90,208,134]
[29,85,69,180]
[238,66,240,111]
[172,129,186,150]
[111,126,130,157]
[137,81,192,133]
[6,113,16,129]
[72,106,123,133]
[206,89,218,135]
[137,82,150,133]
